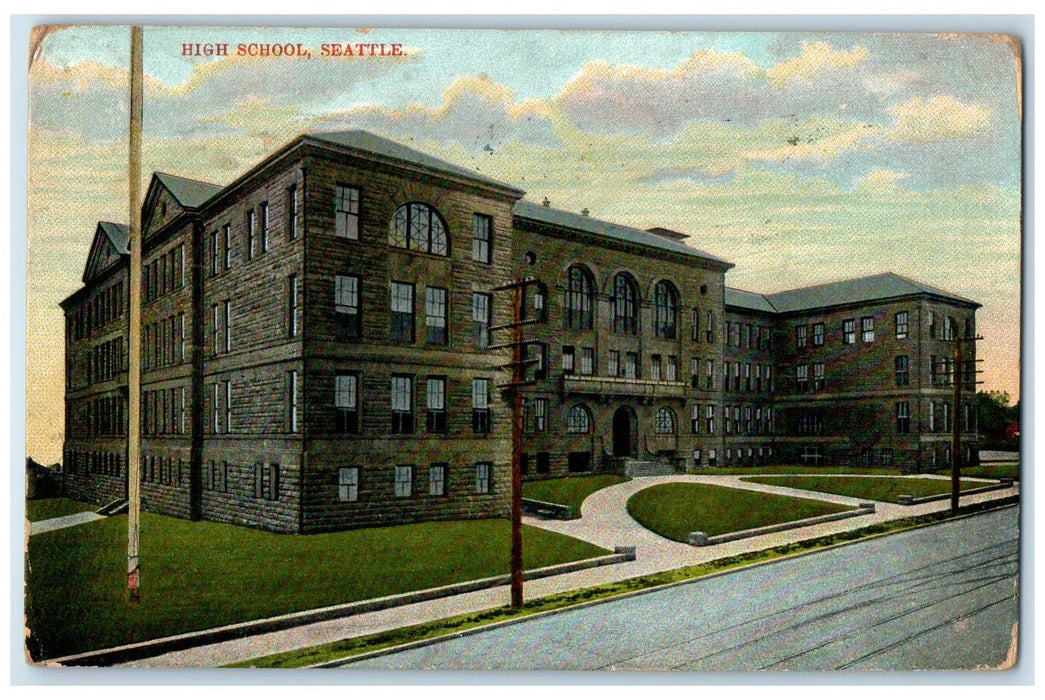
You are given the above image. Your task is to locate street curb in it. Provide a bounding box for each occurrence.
[897,479,1014,506]
[50,548,634,667]
[687,502,876,546]
[310,497,1019,669]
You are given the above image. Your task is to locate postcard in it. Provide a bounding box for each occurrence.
[23,22,1022,671]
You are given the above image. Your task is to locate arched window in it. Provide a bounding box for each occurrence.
[389,202,448,256]
[654,281,678,339]
[566,266,594,329]
[566,404,592,434]
[655,407,676,435]
[613,273,639,334]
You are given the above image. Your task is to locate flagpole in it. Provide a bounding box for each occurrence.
[127,25,143,602]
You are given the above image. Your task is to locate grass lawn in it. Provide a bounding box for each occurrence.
[742,475,990,503]
[24,513,609,661]
[692,465,903,476]
[25,497,98,522]
[522,474,631,518]
[937,463,1020,481]
[626,483,855,543]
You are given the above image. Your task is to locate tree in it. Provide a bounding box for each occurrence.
[976,391,1018,449]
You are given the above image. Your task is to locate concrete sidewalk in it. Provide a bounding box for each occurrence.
[118,473,1019,668]
[28,510,105,536]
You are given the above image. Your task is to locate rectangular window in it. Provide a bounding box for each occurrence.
[338,466,359,502]
[288,370,299,432]
[928,402,936,432]
[288,274,299,338]
[426,376,446,433]
[896,402,910,433]
[843,319,856,344]
[731,322,741,348]
[429,464,447,496]
[861,316,875,342]
[529,342,547,380]
[223,300,231,353]
[742,324,751,349]
[212,382,221,434]
[472,292,490,350]
[666,355,678,382]
[475,462,492,493]
[580,347,595,376]
[896,311,909,339]
[246,209,255,260]
[259,202,270,252]
[394,465,413,498]
[390,282,415,343]
[813,323,824,346]
[335,274,361,340]
[335,185,360,239]
[425,287,448,345]
[175,245,184,287]
[608,350,620,377]
[335,373,359,433]
[706,311,714,343]
[705,359,714,390]
[624,352,638,379]
[895,356,910,386]
[472,214,492,263]
[691,309,699,342]
[650,355,662,381]
[813,362,824,391]
[732,362,741,391]
[210,230,218,276]
[223,223,231,270]
[744,363,752,391]
[224,380,232,433]
[562,345,575,374]
[211,304,220,356]
[287,185,298,240]
[928,311,936,339]
[533,398,547,433]
[391,375,414,434]
[705,405,715,434]
[472,378,491,434]
[797,364,809,392]
[269,464,281,500]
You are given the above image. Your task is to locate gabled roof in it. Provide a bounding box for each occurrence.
[764,272,980,313]
[97,221,129,255]
[306,130,523,195]
[81,221,129,284]
[725,287,777,313]
[513,200,733,268]
[152,172,223,209]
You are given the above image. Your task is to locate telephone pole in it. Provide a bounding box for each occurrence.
[951,330,984,514]
[490,277,543,609]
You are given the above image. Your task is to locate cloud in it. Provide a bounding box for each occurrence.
[852,167,911,194]
[744,123,876,165]
[309,74,560,156]
[888,95,993,142]
[765,42,869,88]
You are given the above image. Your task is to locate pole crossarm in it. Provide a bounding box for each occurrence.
[489,318,544,332]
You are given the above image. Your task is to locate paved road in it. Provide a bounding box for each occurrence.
[342,505,1019,671]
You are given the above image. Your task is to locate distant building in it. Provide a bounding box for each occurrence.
[60,131,980,533]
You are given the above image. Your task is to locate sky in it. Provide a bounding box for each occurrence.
[25,24,1023,463]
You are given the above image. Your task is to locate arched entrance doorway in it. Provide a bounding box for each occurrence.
[612,406,638,457]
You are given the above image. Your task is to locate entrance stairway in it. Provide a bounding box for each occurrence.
[622,458,683,477]
[96,498,128,516]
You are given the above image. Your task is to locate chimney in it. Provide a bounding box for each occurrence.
[581,208,590,216]
[542,197,550,207]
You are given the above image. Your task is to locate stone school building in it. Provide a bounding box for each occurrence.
[60,130,981,533]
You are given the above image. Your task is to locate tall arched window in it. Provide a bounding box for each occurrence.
[566,266,594,329]
[655,407,677,435]
[654,281,678,339]
[613,273,639,334]
[389,202,448,256]
[566,404,592,434]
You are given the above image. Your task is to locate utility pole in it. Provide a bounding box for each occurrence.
[490,277,543,609]
[127,25,143,601]
[951,329,984,514]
